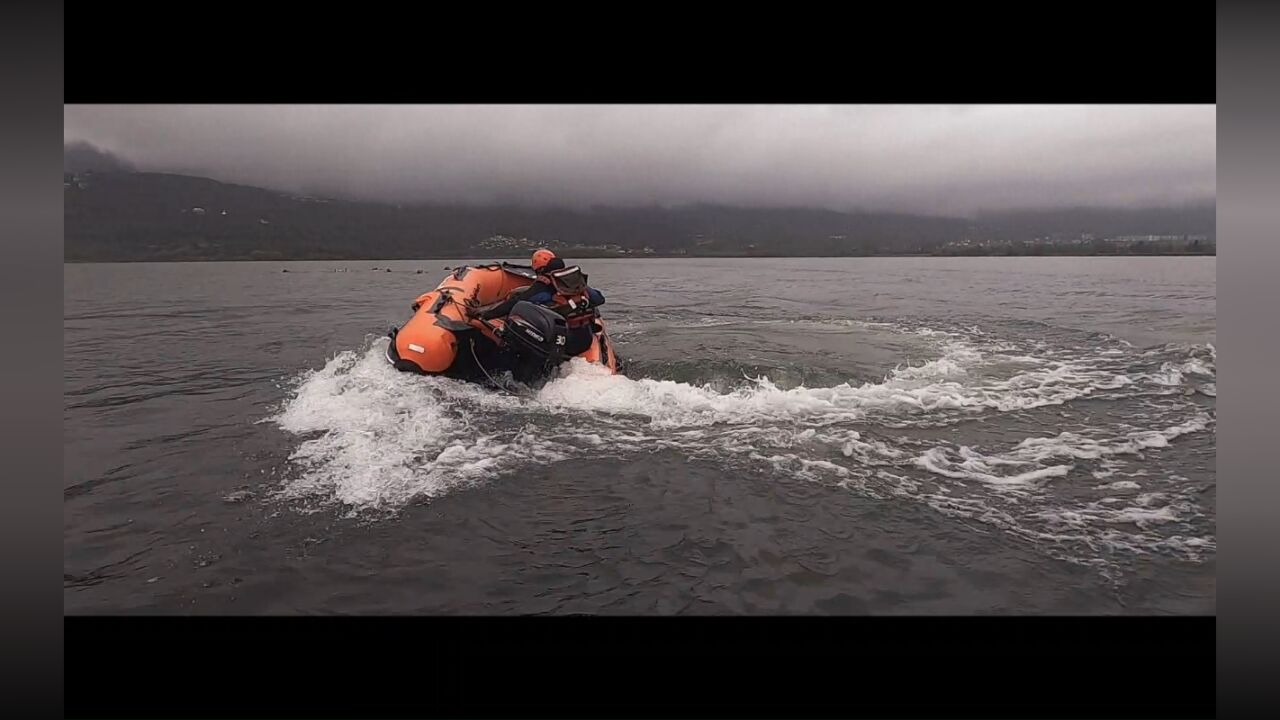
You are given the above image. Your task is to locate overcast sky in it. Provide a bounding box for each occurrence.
[63,105,1215,216]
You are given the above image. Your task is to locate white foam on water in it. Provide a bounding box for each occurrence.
[749,452,855,480]
[1029,491,1198,533]
[831,430,908,462]
[1010,415,1212,462]
[888,341,984,381]
[274,335,1079,510]
[268,327,1214,572]
[913,446,1072,487]
[535,339,1141,431]
[1140,343,1217,388]
[270,344,561,512]
[926,489,1215,568]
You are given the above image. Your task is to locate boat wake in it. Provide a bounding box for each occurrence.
[267,319,1216,576]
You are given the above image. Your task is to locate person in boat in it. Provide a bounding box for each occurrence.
[470,248,605,357]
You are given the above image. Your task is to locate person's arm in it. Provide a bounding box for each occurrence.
[477,283,543,319]
[587,287,605,306]
[477,294,521,320]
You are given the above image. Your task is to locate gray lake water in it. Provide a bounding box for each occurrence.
[64,257,1216,614]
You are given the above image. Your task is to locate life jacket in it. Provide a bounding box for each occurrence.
[538,265,596,329]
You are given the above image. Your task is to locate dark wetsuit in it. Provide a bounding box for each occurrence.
[478,280,556,321]
[479,281,605,357]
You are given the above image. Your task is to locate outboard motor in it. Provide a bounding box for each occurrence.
[499,301,570,382]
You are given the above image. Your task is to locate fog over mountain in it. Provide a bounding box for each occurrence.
[64,105,1215,216]
[64,140,136,174]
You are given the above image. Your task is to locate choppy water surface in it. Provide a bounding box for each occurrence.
[64,257,1215,613]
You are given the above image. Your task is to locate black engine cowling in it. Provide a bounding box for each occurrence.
[500,301,569,364]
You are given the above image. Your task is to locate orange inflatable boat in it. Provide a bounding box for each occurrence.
[385,262,620,385]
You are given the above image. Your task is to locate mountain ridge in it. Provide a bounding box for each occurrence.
[64,169,1217,262]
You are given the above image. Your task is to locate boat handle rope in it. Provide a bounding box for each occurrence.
[467,337,528,397]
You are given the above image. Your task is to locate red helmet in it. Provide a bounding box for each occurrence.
[531,248,557,272]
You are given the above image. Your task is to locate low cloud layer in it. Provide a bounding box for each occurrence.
[63,104,1215,215]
